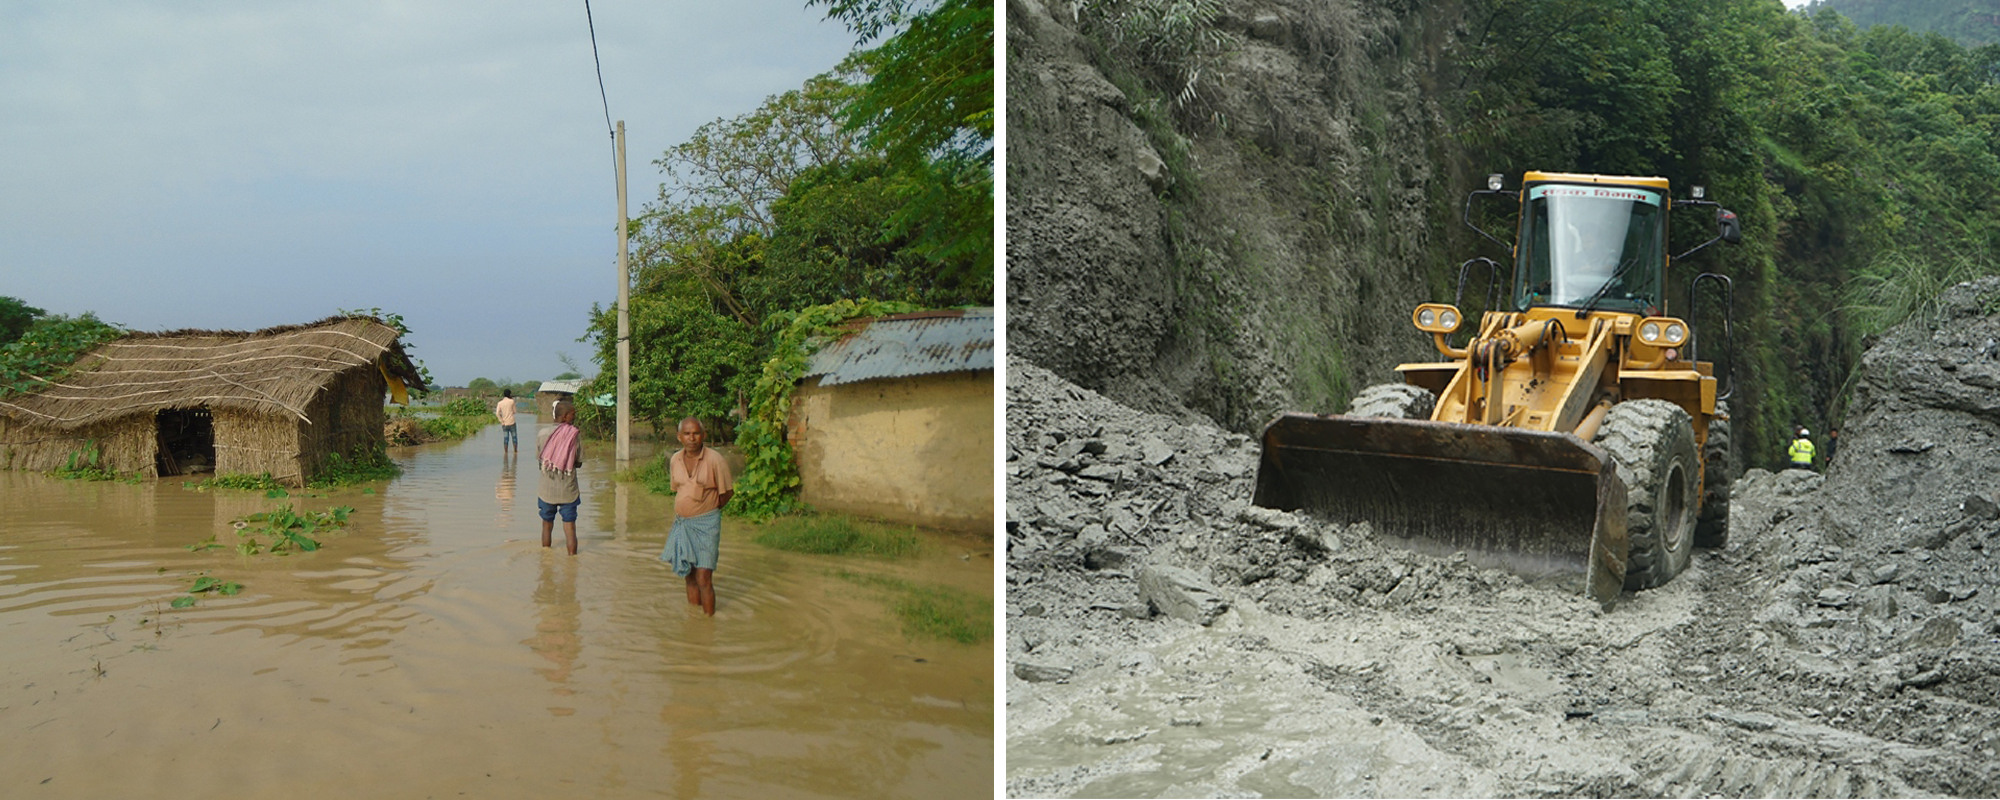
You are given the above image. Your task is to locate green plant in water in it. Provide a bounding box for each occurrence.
[233,503,353,555]
[308,444,400,487]
[186,472,285,492]
[734,299,918,519]
[831,570,991,644]
[754,514,921,558]
[170,574,243,608]
[52,439,119,481]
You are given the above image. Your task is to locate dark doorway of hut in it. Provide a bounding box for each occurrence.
[156,407,214,477]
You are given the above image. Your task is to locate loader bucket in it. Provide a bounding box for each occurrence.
[1252,413,1629,607]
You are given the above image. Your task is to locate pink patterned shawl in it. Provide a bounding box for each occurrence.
[538,423,581,475]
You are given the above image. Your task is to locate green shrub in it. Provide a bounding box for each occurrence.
[618,456,676,496]
[440,396,488,417]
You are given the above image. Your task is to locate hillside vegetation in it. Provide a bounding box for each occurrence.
[1008,0,2000,470]
[1809,0,2000,46]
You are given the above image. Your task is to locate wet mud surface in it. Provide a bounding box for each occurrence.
[1,417,992,798]
[1005,281,2000,797]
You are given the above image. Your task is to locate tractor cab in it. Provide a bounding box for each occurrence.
[1512,174,1669,317]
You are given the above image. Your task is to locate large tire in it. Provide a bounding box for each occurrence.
[1693,402,1732,548]
[1592,399,1699,591]
[1347,383,1434,420]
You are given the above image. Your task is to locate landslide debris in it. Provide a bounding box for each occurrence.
[1005,278,2000,797]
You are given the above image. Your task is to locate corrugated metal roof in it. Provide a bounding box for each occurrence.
[804,308,993,387]
[538,379,587,394]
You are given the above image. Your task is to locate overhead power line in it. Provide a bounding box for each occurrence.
[584,0,615,164]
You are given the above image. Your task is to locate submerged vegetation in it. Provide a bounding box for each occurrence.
[229,504,353,556]
[186,473,287,492]
[753,514,923,558]
[834,569,991,644]
[51,440,126,482]
[169,574,243,609]
[309,444,400,487]
[176,503,353,608]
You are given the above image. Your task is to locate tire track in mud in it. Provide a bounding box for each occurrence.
[1625,502,1996,799]
[1618,734,1909,799]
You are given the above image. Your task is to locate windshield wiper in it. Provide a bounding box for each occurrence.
[1575,255,1638,319]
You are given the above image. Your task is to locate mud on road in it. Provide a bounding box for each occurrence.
[1004,280,2000,797]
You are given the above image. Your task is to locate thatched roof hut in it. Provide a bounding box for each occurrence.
[0,315,426,486]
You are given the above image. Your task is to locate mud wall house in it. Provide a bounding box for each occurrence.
[0,316,426,486]
[787,309,993,534]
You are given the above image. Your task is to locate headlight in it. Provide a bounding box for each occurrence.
[1412,303,1462,333]
[1637,317,1689,347]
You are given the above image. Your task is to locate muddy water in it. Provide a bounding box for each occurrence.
[0,417,992,798]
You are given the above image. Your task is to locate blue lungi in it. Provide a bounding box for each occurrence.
[662,509,721,577]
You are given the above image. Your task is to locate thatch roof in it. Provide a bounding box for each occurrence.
[0,315,427,430]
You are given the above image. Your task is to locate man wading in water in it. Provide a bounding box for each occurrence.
[662,417,732,616]
[536,400,584,554]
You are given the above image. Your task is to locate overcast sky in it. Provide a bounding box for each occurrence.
[1,1,856,387]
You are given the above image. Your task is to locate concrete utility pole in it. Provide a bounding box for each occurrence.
[615,120,631,467]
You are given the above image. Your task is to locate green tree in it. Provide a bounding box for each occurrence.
[0,296,43,346]
[812,0,995,271]
[634,72,868,325]
[467,377,497,391]
[758,158,987,310]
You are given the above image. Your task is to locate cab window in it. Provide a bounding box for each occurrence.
[1514,184,1664,314]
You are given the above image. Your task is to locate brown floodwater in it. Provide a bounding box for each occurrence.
[0,417,993,798]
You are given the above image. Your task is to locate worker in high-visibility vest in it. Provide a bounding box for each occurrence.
[1788,428,1817,471]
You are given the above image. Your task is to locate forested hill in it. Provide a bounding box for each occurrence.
[1809,0,2000,46]
[1008,0,2000,471]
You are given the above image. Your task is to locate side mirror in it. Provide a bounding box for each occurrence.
[1718,209,1741,244]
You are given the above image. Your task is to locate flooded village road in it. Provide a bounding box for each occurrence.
[0,416,992,798]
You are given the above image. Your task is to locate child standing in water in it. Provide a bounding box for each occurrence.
[662,417,732,616]
[536,400,584,554]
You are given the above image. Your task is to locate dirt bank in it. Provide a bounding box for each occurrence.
[1005,279,2000,797]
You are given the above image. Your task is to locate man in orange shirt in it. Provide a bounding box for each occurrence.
[495,389,519,455]
[661,417,733,616]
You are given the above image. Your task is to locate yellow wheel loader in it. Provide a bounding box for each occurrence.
[1252,172,1741,607]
